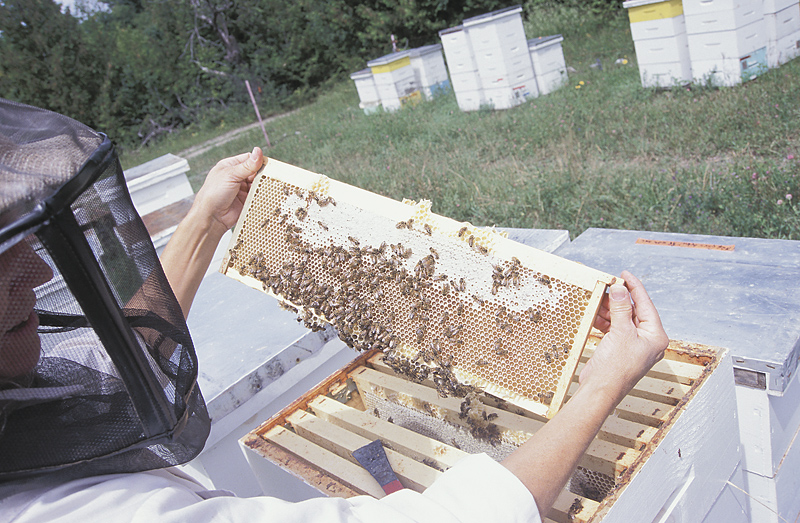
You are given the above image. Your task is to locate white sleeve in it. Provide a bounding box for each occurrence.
[9,454,541,523]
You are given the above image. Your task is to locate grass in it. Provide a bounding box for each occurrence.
[120,5,800,241]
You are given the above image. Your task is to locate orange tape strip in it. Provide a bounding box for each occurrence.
[636,238,735,251]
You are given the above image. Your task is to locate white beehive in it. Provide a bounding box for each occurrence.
[367,51,420,112]
[764,2,800,67]
[683,0,767,86]
[408,44,450,100]
[349,69,381,115]
[527,35,568,96]
[624,0,693,88]
[438,25,485,111]
[463,5,538,109]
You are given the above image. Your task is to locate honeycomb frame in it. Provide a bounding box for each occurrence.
[221,158,617,418]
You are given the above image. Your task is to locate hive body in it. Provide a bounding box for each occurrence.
[221,158,616,417]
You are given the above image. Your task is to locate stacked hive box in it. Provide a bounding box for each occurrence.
[527,35,568,95]
[408,44,451,100]
[764,0,800,67]
[349,69,382,115]
[623,0,692,88]
[439,5,542,112]
[366,50,420,112]
[683,0,768,86]
[438,25,485,111]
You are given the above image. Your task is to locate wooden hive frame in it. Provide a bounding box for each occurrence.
[241,337,732,522]
[221,158,617,418]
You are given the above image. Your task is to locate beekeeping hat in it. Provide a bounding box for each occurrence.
[0,98,209,482]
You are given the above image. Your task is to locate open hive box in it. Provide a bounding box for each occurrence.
[221,158,618,418]
[241,338,735,522]
[224,158,739,520]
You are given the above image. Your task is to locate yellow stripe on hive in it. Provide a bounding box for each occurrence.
[371,56,412,74]
[627,0,683,24]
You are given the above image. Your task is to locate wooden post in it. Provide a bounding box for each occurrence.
[245,79,271,148]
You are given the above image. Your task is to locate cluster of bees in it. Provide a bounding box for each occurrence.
[458,393,502,447]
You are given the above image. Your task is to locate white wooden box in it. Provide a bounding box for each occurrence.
[408,44,450,100]
[454,89,484,112]
[473,43,535,84]
[439,26,477,71]
[687,17,767,61]
[123,153,192,218]
[692,46,768,85]
[536,68,569,95]
[639,60,694,87]
[682,0,748,17]
[765,3,800,42]
[349,69,380,109]
[629,12,687,40]
[633,32,691,64]
[483,78,535,110]
[450,70,483,92]
[768,30,800,66]
[527,35,567,77]
[462,5,527,53]
[684,2,763,34]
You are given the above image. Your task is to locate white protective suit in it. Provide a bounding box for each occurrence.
[0,453,541,523]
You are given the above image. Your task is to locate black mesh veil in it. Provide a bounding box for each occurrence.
[0,98,209,481]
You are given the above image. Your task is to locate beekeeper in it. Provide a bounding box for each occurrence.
[0,98,668,522]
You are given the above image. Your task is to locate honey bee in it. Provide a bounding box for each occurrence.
[395,221,407,229]
[282,185,290,196]
[423,224,432,236]
[568,498,584,520]
[471,294,484,306]
[500,323,513,334]
[543,352,552,364]
[456,303,465,316]
[429,247,439,259]
[538,275,551,287]
[348,236,359,246]
[467,235,475,248]
[494,338,507,356]
[407,218,414,228]
[273,207,281,216]
[475,359,489,366]
[477,245,488,255]
[458,278,466,293]
[317,220,328,231]
[527,307,542,323]
[260,217,271,228]
[441,283,450,296]
[458,226,468,238]
[295,207,307,220]
[439,311,449,325]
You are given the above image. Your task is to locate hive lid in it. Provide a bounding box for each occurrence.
[527,35,565,51]
[350,68,373,80]
[623,0,674,8]
[222,159,618,418]
[408,44,443,58]
[438,25,464,37]
[463,4,523,27]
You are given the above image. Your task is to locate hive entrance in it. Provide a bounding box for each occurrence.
[221,158,616,417]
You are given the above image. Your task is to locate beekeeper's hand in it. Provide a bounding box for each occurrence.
[579,270,669,405]
[193,147,264,234]
[161,147,264,319]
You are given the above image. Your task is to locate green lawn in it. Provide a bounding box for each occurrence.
[121,5,800,240]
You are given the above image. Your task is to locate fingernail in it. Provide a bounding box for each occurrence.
[249,147,259,161]
[609,284,627,301]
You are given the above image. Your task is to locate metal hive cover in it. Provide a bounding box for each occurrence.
[221,158,617,417]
